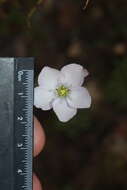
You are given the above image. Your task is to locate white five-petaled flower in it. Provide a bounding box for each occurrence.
[34,64,91,122]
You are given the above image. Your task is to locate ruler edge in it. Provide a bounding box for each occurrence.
[0,58,15,189]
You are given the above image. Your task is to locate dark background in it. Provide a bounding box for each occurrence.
[0,0,127,189]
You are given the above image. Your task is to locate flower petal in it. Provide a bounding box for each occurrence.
[38,66,60,90]
[67,87,91,108]
[60,64,88,87]
[52,98,77,122]
[34,87,55,110]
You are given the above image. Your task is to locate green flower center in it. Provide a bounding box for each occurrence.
[56,85,70,97]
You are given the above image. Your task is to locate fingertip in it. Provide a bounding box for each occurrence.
[34,117,46,157]
[33,173,42,190]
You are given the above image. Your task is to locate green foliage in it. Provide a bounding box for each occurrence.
[54,110,92,137]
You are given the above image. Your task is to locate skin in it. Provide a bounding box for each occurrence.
[34,117,46,190]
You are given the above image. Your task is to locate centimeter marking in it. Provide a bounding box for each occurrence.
[14,58,34,190]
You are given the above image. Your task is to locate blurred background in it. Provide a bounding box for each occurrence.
[0,0,127,189]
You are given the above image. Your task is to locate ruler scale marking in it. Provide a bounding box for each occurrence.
[14,58,34,190]
[0,58,34,190]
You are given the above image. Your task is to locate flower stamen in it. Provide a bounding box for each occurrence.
[56,85,70,97]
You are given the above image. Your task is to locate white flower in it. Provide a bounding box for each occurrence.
[34,63,91,122]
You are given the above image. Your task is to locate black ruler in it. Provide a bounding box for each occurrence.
[0,58,34,190]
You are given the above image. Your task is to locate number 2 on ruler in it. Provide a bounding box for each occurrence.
[17,116,23,120]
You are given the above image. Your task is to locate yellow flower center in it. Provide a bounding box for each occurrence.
[56,85,70,97]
